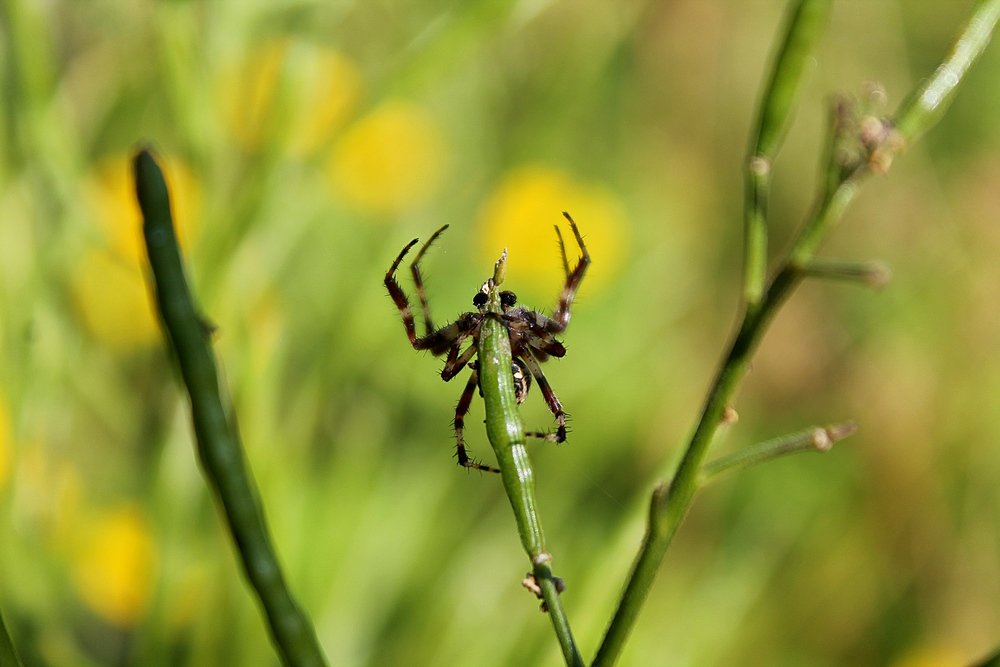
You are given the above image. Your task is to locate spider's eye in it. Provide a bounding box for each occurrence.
[472,292,488,308]
[500,291,517,307]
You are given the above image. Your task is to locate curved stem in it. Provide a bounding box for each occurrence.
[0,607,23,667]
[478,257,582,667]
[133,149,327,667]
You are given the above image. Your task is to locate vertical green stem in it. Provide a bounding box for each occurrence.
[744,0,832,306]
[479,315,545,558]
[133,148,327,667]
[0,608,23,667]
[477,260,582,667]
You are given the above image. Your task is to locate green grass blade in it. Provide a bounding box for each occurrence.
[133,148,327,667]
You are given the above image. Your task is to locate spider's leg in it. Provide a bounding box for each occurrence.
[441,338,478,381]
[386,227,462,350]
[506,310,566,359]
[422,313,483,358]
[549,212,591,332]
[453,366,500,473]
[385,237,423,346]
[554,225,571,277]
[518,352,568,444]
[410,224,449,333]
[524,313,567,358]
[387,235,479,356]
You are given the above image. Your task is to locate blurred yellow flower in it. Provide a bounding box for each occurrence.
[477,165,627,298]
[327,100,447,216]
[72,504,157,627]
[221,40,362,155]
[70,250,160,347]
[72,155,199,348]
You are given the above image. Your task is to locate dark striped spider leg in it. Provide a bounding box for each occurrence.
[386,227,498,472]
[505,212,590,444]
[385,212,590,472]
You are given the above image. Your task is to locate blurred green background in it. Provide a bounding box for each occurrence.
[1,1,999,665]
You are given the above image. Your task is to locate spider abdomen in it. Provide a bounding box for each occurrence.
[512,358,532,404]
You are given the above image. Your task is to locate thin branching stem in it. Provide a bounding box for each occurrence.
[700,421,857,484]
[801,258,892,288]
[744,0,832,306]
[593,3,999,665]
[133,149,327,667]
[478,252,583,667]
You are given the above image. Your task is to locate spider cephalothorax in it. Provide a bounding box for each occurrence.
[385,212,590,472]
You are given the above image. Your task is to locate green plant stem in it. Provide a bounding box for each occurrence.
[801,258,891,287]
[893,0,1000,143]
[700,421,857,484]
[478,252,582,667]
[133,148,327,667]
[0,608,23,667]
[744,0,832,306]
[593,4,998,665]
[592,264,801,667]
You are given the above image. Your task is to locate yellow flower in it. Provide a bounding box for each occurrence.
[327,100,447,215]
[71,155,199,348]
[477,165,627,298]
[72,504,157,627]
[70,250,160,347]
[220,40,362,155]
[287,46,362,155]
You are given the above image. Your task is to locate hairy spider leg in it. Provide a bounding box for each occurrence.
[453,367,501,473]
[526,336,565,362]
[441,339,478,381]
[518,352,568,443]
[549,212,591,331]
[385,238,423,345]
[554,226,571,277]
[521,311,567,360]
[410,224,450,333]
[386,236,478,355]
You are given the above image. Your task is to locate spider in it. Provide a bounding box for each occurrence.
[385,212,590,473]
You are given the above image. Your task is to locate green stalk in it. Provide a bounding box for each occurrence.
[700,421,857,484]
[478,252,583,667]
[592,4,999,665]
[0,608,23,667]
[893,0,1000,143]
[801,258,892,288]
[743,0,832,306]
[133,149,327,667]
